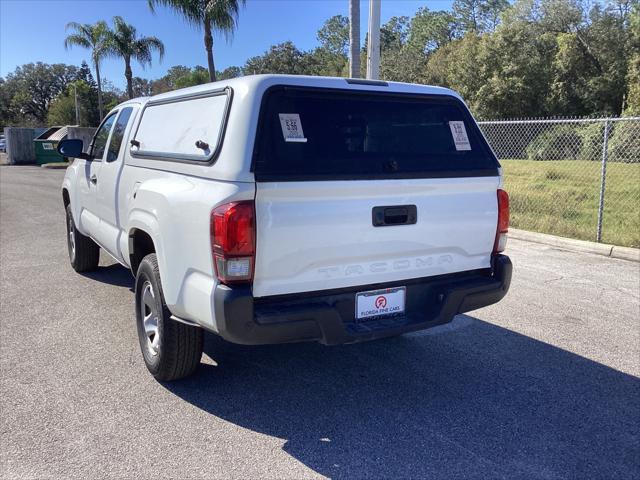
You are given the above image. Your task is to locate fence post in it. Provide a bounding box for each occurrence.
[596,119,611,243]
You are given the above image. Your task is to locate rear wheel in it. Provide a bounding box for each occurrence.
[65,204,99,272]
[135,253,203,381]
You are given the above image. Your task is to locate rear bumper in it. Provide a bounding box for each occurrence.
[214,254,512,345]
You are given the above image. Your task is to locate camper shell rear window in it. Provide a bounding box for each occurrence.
[252,86,500,181]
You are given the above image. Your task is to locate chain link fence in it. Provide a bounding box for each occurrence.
[478,117,640,248]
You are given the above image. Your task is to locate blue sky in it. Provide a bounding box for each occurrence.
[0,0,454,90]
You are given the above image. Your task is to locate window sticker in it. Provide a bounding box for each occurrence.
[279,113,307,143]
[449,121,471,151]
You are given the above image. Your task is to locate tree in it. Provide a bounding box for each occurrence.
[453,0,485,33]
[149,65,220,94]
[151,65,191,93]
[305,47,348,77]
[379,16,427,83]
[174,66,210,88]
[73,61,100,123]
[47,91,77,126]
[349,0,361,77]
[75,61,98,89]
[317,15,349,56]
[148,0,245,82]
[132,77,153,97]
[452,0,509,34]
[380,44,428,83]
[472,7,558,118]
[380,16,411,50]
[244,42,309,75]
[549,32,596,115]
[308,15,351,77]
[421,0,636,118]
[625,2,640,114]
[426,33,491,106]
[101,83,126,112]
[64,21,109,119]
[164,65,192,81]
[407,8,457,53]
[481,0,510,32]
[106,16,165,99]
[218,65,243,80]
[522,0,631,115]
[1,63,78,126]
[581,2,633,114]
[0,77,19,129]
[47,80,99,126]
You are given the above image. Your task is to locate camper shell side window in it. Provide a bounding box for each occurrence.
[129,87,233,164]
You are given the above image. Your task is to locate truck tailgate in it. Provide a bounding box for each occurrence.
[253,176,499,297]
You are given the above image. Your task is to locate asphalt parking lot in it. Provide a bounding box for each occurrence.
[1,166,639,479]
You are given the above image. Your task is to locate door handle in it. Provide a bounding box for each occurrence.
[90,175,98,185]
[372,205,417,226]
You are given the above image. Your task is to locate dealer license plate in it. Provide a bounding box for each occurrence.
[356,287,406,320]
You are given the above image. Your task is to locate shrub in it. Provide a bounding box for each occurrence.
[608,122,640,163]
[578,122,604,161]
[526,125,583,160]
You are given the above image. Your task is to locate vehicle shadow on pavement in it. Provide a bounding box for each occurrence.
[163,315,640,479]
[81,264,133,290]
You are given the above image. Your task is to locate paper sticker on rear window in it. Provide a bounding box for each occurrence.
[449,121,471,151]
[279,113,307,143]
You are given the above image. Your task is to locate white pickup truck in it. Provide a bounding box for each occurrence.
[59,75,512,381]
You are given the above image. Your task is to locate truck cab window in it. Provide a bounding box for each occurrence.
[106,107,134,162]
[91,113,117,160]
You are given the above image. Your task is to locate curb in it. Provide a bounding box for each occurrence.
[509,228,639,263]
[610,245,640,262]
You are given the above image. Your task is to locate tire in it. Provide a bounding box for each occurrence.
[135,253,203,381]
[66,204,99,272]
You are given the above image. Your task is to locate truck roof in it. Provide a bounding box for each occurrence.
[120,74,462,109]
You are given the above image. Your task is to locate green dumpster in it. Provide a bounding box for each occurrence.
[34,126,68,164]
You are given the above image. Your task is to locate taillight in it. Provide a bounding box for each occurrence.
[494,189,509,253]
[210,201,255,284]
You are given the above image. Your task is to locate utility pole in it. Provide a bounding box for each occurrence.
[366,0,381,80]
[349,0,360,78]
[73,83,80,125]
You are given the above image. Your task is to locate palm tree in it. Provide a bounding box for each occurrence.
[148,0,245,82]
[64,21,109,119]
[106,16,165,99]
[349,0,360,78]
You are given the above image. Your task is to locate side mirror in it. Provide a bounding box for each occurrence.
[57,139,91,160]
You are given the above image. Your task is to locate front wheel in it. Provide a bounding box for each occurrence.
[65,204,99,272]
[135,253,203,381]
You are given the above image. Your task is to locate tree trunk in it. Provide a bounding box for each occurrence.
[349,0,361,78]
[95,61,104,121]
[125,57,134,99]
[204,20,216,82]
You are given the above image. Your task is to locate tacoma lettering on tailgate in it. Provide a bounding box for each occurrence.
[317,254,454,279]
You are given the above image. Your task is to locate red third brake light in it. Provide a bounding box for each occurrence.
[494,189,510,254]
[211,201,255,284]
